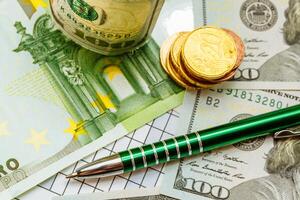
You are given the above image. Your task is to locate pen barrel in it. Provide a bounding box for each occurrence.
[119,104,300,173]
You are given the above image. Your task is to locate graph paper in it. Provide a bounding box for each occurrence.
[17,110,179,200]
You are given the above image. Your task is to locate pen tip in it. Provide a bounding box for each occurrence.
[66,172,78,179]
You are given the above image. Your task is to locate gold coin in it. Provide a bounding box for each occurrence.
[170,32,189,70]
[161,32,199,90]
[160,32,183,74]
[166,54,197,90]
[178,53,217,88]
[222,28,245,69]
[182,26,238,80]
[209,68,237,83]
[166,36,217,89]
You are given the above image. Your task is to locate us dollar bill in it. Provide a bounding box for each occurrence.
[0,1,184,199]
[193,0,300,89]
[49,0,165,55]
[161,89,300,200]
[52,188,178,200]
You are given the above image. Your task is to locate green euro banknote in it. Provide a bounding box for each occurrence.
[193,0,300,89]
[161,89,300,200]
[0,1,184,199]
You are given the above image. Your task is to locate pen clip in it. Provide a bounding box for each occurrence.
[274,129,300,139]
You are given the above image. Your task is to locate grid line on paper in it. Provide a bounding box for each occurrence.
[23,111,178,199]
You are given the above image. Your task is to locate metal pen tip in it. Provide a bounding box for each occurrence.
[66,172,78,179]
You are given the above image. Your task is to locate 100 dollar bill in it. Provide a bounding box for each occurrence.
[161,89,300,199]
[0,1,183,199]
[193,0,300,89]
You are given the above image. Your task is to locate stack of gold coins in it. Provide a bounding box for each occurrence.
[160,26,245,89]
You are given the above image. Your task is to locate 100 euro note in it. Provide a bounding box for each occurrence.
[193,0,300,89]
[161,89,300,200]
[0,1,184,199]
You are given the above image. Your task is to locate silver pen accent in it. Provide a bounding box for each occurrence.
[128,149,136,171]
[195,132,204,153]
[161,140,170,162]
[151,143,160,165]
[184,135,193,156]
[139,147,148,168]
[173,138,181,159]
[66,154,124,179]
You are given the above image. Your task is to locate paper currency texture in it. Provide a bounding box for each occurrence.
[162,89,300,200]
[193,0,300,89]
[50,0,165,55]
[52,188,178,200]
[0,1,183,199]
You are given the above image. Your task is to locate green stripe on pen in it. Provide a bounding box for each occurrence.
[165,138,179,160]
[130,148,144,170]
[176,135,191,158]
[119,151,133,172]
[189,132,203,155]
[120,132,204,173]
[153,141,168,164]
[143,144,157,166]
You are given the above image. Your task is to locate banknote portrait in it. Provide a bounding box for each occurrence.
[257,0,300,82]
[229,135,300,200]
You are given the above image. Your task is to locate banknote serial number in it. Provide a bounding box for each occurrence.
[208,89,289,109]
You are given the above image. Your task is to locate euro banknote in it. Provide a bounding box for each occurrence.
[161,89,300,199]
[193,0,300,89]
[0,1,184,199]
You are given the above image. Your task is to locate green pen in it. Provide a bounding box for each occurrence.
[67,104,300,179]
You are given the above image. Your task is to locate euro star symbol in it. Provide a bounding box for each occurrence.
[21,0,48,9]
[64,118,86,140]
[25,129,49,151]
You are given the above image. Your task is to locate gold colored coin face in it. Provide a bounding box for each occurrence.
[170,32,189,69]
[160,32,198,90]
[160,32,184,74]
[222,29,245,69]
[178,53,217,88]
[183,27,238,80]
[166,55,197,90]
[168,33,215,89]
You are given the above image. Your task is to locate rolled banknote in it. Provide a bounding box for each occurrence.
[193,0,300,89]
[49,0,165,55]
[161,89,300,200]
